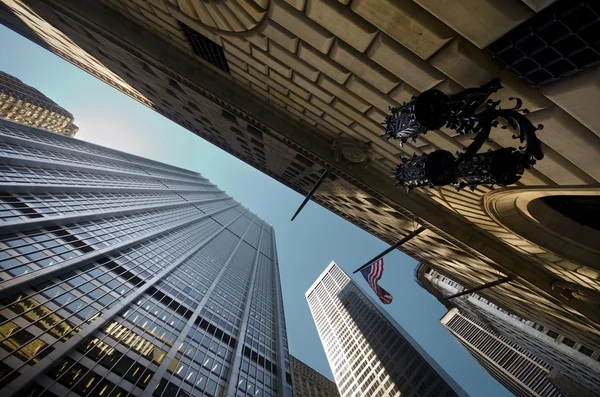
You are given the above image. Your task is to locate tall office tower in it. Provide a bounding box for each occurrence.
[306,262,466,397]
[0,71,78,136]
[441,309,563,397]
[289,355,339,397]
[417,265,600,396]
[0,118,293,397]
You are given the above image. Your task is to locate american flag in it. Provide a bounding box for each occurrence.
[360,258,393,304]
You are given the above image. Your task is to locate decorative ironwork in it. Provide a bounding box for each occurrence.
[386,79,544,192]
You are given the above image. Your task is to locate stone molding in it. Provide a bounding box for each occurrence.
[485,186,600,272]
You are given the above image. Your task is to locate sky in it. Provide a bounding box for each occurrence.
[0,25,511,396]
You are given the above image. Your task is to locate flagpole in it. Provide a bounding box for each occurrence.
[291,169,330,221]
[353,226,426,274]
[440,276,513,302]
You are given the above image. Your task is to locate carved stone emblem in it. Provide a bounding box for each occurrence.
[332,138,373,168]
[552,280,600,305]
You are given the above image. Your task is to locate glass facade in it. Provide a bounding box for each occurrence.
[306,262,466,397]
[0,119,293,397]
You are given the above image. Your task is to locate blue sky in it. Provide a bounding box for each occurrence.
[0,25,510,396]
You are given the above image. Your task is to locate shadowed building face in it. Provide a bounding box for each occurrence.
[0,118,292,397]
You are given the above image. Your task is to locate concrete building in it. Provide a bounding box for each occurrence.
[306,262,466,397]
[1,0,600,360]
[441,309,563,397]
[290,355,339,397]
[0,70,78,136]
[418,265,600,396]
[0,118,292,397]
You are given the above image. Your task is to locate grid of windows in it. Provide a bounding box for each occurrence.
[203,240,257,335]
[489,0,600,86]
[178,22,230,73]
[0,163,167,189]
[0,122,198,178]
[235,252,279,397]
[0,141,148,174]
[0,217,221,382]
[0,71,75,136]
[195,199,236,216]
[445,313,561,397]
[0,191,225,223]
[157,230,251,397]
[211,206,247,226]
[426,269,600,395]
[0,71,73,118]
[0,119,290,397]
[307,263,465,397]
[0,205,221,279]
[0,140,212,186]
[290,355,339,397]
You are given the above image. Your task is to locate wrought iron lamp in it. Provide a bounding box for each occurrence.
[384,79,544,192]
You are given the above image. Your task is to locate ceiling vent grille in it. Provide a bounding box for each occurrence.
[489,0,600,86]
[179,22,229,73]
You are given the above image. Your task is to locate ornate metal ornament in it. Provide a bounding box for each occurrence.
[384,79,544,192]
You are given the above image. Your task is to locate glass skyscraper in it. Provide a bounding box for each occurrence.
[0,118,292,397]
[306,262,466,397]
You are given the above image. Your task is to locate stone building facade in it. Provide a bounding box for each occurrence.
[0,70,78,136]
[290,355,339,397]
[442,309,564,397]
[417,265,600,396]
[1,0,599,357]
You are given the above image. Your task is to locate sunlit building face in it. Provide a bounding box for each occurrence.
[0,71,78,136]
[306,262,466,397]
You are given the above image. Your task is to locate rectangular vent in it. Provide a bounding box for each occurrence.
[489,0,600,86]
[178,21,229,73]
[221,109,238,123]
[250,138,264,148]
[246,124,263,139]
[295,153,314,168]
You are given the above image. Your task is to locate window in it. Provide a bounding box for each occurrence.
[579,345,595,357]
[221,109,238,124]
